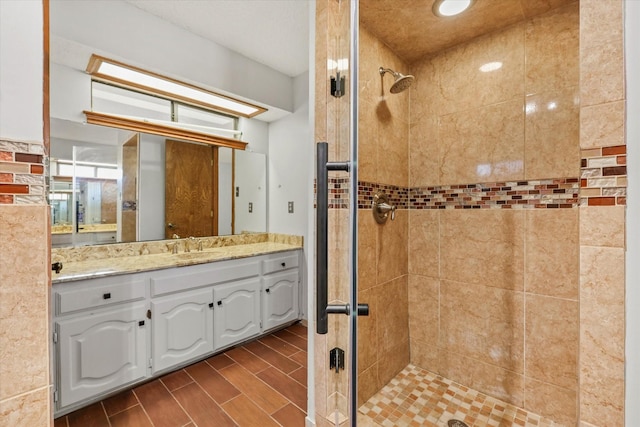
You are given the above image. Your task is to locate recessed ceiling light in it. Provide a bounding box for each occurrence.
[433,0,473,17]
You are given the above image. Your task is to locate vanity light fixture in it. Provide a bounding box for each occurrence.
[432,0,473,17]
[86,54,266,118]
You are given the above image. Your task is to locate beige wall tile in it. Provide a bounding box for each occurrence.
[438,24,525,116]
[525,209,579,299]
[438,349,524,407]
[524,378,578,426]
[376,210,408,284]
[521,0,578,18]
[580,246,625,426]
[409,116,439,188]
[358,210,378,291]
[441,210,524,290]
[0,205,50,401]
[580,0,623,49]
[357,287,378,374]
[439,100,525,185]
[525,294,578,389]
[579,205,625,248]
[357,364,379,409]
[328,209,350,303]
[409,56,441,123]
[408,275,439,346]
[376,276,409,355]
[0,386,50,427]
[525,2,579,94]
[377,107,409,187]
[359,27,382,106]
[410,339,439,374]
[408,210,439,277]
[377,340,410,390]
[580,101,626,149]
[580,39,625,107]
[524,86,580,179]
[359,99,379,183]
[440,280,524,374]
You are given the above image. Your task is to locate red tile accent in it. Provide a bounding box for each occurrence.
[617,155,626,165]
[588,197,616,206]
[0,173,12,183]
[581,179,587,188]
[14,153,42,163]
[0,184,29,194]
[602,145,626,155]
[0,151,12,161]
[31,164,44,174]
[618,196,627,205]
[0,195,13,204]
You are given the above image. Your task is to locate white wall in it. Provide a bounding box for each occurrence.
[0,0,43,141]
[49,0,293,116]
[268,72,311,238]
[625,1,640,423]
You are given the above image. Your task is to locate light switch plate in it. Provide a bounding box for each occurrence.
[288,201,294,213]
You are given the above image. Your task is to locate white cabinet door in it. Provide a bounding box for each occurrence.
[57,302,148,408]
[151,289,214,374]
[213,277,261,349]
[262,270,299,331]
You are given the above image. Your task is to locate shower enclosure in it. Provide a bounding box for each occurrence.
[314,0,599,426]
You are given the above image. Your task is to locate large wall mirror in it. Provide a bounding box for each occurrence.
[50,119,266,247]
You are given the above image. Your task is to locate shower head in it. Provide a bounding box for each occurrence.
[379,67,415,94]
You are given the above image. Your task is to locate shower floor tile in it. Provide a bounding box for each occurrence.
[358,364,561,427]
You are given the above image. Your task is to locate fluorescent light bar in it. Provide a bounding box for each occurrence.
[87,55,266,118]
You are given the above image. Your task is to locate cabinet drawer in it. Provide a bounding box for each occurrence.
[151,259,260,297]
[56,279,146,315]
[262,252,299,275]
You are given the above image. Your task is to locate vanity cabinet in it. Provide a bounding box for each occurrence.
[53,249,302,416]
[262,252,300,331]
[213,277,262,349]
[150,289,214,374]
[53,275,148,409]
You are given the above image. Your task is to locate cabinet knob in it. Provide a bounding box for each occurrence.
[217,301,222,306]
[209,302,214,308]
[266,288,270,293]
[281,262,286,267]
[138,320,145,327]
[103,293,111,300]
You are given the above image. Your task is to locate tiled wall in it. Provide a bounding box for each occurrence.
[356,24,411,410]
[405,3,582,425]
[0,140,47,205]
[323,1,629,426]
[579,1,626,426]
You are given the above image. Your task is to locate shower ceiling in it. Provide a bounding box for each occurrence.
[360,0,576,64]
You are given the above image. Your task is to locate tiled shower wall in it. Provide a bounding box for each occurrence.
[406,3,581,426]
[355,1,627,426]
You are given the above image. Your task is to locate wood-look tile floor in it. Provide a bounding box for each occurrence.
[54,323,308,427]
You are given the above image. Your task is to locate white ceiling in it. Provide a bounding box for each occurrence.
[124,0,311,78]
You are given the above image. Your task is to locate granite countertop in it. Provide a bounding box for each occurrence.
[52,234,303,284]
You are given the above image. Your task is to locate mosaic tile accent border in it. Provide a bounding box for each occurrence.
[408,178,580,209]
[351,179,580,210]
[359,364,559,427]
[0,139,47,205]
[580,145,626,206]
